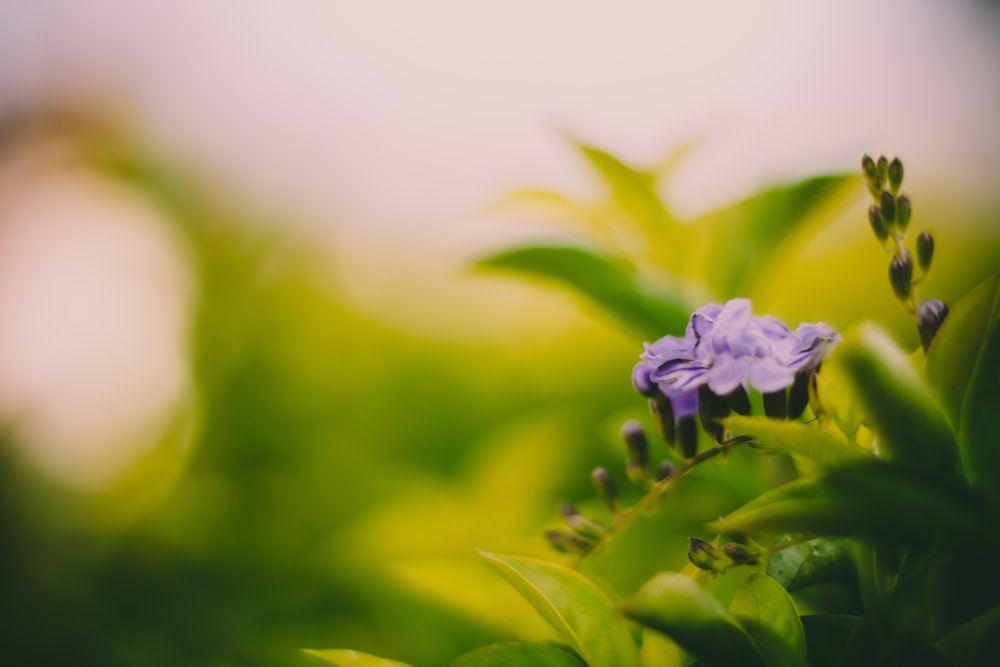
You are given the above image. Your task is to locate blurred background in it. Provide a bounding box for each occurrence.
[1,1,999,665]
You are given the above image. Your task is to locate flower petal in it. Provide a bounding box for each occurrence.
[748,356,796,393]
[706,354,749,395]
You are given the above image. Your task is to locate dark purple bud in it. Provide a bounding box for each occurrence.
[722,542,759,565]
[726,386,752,416]
[591,467,620,512]
[787,371,811,419]
[622,420,650,469]
[545,529,593,555]
[698,385,731,443]
[888,157,904,193]
[889,249,914,300]
[763,390,788,419]
[916,230,934,272]
[868,205,888,242]
[896,195,912,232]
[917,299,949,352]
[656,460,675,481]
[678,416,699,460]
[650,394,676,446]
[880,190,897,225]
[688,537,730,573]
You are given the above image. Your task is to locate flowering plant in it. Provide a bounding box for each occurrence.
[316,150,1000,667]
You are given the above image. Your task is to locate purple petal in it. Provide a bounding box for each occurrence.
[632,362,656,395]
[748,356,796,393]
[669,388,700,419]
[706,354,749,395]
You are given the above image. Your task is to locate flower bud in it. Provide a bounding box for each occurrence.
[559,503,606,540]
[787,371,811,419]
[896,195,912,233]
[876,155,889,186]
[763,390,788,419]
[722,542,759,565]
[655,460,675,481]
[868,205,888,242]
[591,467,620,512]
[889,248,914,300]
[917,299,949,352]
[688,537,730,573]
[726,386,751,416]
[698,385,731,443]
[622,420,650,469]
[678,416,699,460]
[888,157,903,193]
[545,529,593,555]
[916,230,934,272]
[649,394,676,446]
[880,191,897,225]
[861,154,877,181]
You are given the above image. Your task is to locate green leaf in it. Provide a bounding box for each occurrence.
[474,245,691,337]
[723,415,870,469]
[923,275,1000,428]
[452,642,586,667]
[729,573,807,667]
[714,459,999,549]
[699,175,856,298]
[799,615,860,667]
[624,573,766,667]
[958,283,1000,511]
[766,537,854,591]
[827,322,958,474]
[480,552,639,667]
[303,649,413,667]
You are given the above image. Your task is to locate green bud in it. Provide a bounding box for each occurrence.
[889,248,914,300]
[763,389,788,419]
[655,460,675,481]
[917,299,949,352]
[876,155,889,185]
[861,154,877,181]
[545,529,593,555]
[698,385,731,443]
[916,230,934,272]
[880,191,897,225]
[649,395,675,446]
[722,543,758,565]
[622,420,650,469]
[868,205,888,242]
[591,467,620,512]
[896,195,912,232]
[888,157,904,193]
[559,503,606,539]
[688,537,731,573]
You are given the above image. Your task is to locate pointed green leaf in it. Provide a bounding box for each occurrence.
[729,573,807,667]
[452,642,586,667]
[624,573,766,667]
[303,649,412,667]
[714,459,999,549]
[474,244,691,337]
[480,552,639,667]
[827,323,958,474]
[923,275,1000,428]
[724,415,870,468]
[766,537,854,591]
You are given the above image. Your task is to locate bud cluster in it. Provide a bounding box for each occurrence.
[861,154,948,351]
[688,535,760,574]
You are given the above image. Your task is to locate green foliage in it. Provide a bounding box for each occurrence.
[304,649,413,667]
[729,573,808,667]
[452,642,586,667]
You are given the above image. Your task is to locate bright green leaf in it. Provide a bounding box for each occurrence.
[724,415,870,469]
[452,642,585,667]
[474,245,691,337]
[766,537,854,591]
[624,572,766,667]
[480,552,639,667]
[303,649,413,667]
[826,323,958,474]
[923,275,1000,428]
[729,573,807,667]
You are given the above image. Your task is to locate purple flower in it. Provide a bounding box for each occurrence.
[634,298,839,407]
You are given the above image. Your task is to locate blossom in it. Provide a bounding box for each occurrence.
[634,298,839,407]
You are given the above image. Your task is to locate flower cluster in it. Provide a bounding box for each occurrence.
[633,299,839,456]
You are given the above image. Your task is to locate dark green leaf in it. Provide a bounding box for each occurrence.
[452,642,585,667]
[480,552,639,667]
[474,245,691,337]
[827,323,958,474]
[624,572,766,667]
[766,538,855,591]
[800,615,860,667]
[729,573,807,667]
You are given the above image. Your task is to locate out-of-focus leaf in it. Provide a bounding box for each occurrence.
[958,282,1000,511]
[480,552,639,667]
[729,573,807,667]
[624,573,765,667]
[637,628,683,667]
[923,275,999,428]
[474,245,691,337]
[826,323,958,474]
[800,615,860,667]
[766,537,854,591]
[303,649,412,667]
[714,459,999,549]
[452,642,585,667]
[699,175,856,298]
[724,416,869,469]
